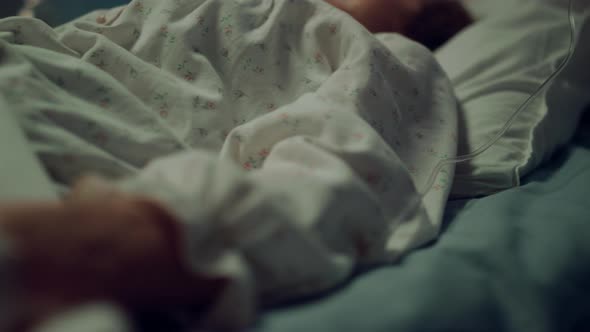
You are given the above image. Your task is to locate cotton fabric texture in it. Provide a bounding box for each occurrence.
[0,0,458,327]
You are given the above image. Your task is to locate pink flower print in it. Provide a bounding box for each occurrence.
[206,101,216,110]
[329,24,338,35]
[196,15,205,25]
[433,184,442,191]
[96,15,107,24]
[134,2,144,12]
[352,133,364,141]
[266,103,276,112]
[314,51,324,64]
[96,60,107,70]
[259,148,270,158]
[160,109,169,118]
[224,25,233,37]
[160,26,169,37]
[184,71,195,82]
[279,113,289,121]
[253,66,264,74]
[159,102,169,114]
[243,162,252,171]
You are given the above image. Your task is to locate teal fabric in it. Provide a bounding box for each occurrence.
[34,0,129,26]
[254,115,590,332]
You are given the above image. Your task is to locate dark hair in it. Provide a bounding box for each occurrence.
[405,1,473,50]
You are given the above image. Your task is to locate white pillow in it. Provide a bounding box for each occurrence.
[458,0,517,19]
[435,0,590,198]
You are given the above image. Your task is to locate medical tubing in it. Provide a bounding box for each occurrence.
[419,0,579,196]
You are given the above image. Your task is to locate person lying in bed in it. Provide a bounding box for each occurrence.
[0,0,471,330]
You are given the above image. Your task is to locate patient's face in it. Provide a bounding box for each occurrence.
[325,0,424,33]
[326,0,473,50]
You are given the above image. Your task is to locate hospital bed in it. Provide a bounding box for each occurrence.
[1,0,589,331]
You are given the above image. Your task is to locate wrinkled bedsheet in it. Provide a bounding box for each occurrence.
[254,115,590,332]
[0,0,458,328]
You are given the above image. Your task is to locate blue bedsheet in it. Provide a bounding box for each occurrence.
[34,0,128,26]
[254,115,590,332]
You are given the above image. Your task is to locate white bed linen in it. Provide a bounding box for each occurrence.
[0,0,458,328]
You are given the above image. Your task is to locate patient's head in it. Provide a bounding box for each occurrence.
[326,0,473,50]
[404,1,474,50]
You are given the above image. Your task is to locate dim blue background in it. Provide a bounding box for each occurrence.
[36,0,129,26]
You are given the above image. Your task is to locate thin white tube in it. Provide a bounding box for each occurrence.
[420,0,579,196]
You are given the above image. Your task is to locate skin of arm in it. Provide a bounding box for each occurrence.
[0,177,226,331]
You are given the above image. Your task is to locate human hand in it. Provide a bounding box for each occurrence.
[0,177,226,331]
